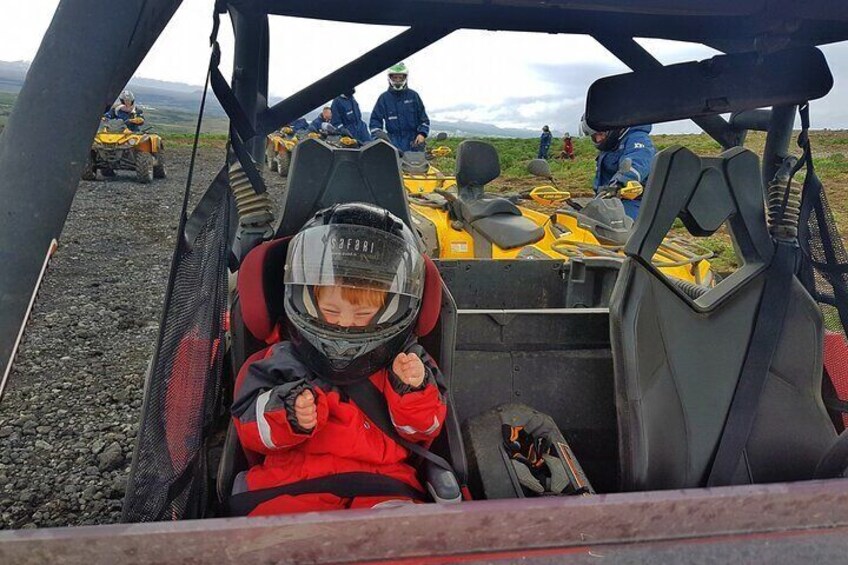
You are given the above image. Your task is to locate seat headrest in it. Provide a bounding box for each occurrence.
[456,140,500,188]
[237,238,443,344]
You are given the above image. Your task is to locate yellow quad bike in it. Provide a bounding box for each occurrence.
[401,132,457,194]
[83,116,166,184]
[265,126,299,177]
[408,141,714,286]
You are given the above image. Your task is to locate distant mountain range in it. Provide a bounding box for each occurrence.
[0,60,538,137]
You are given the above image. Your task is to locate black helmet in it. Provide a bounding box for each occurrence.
[580,114,626,152]
[283,203,425,385]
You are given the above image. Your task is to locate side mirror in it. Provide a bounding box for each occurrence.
[435,132,448,142]
[527,158,552,179]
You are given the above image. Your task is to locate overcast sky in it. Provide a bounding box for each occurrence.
[3,1,848,134]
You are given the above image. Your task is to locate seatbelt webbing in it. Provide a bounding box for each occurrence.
[226,472,426,516]
[707,240,796,486]
[344,379,455,473]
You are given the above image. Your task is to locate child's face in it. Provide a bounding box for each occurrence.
[316,286,381,328]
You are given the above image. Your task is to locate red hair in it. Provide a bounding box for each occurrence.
[314,285,386,308]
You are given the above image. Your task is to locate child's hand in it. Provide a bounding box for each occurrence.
[392,352,425,388]
[294,389,318,431]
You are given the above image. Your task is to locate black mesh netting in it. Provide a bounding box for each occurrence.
[121,187,232,522]
[798,136,848,431]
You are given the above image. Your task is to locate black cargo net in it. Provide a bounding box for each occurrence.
[795,105,848,430]
[122,187,231,522]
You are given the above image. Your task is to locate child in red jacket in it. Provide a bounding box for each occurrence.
[231,203,446,516]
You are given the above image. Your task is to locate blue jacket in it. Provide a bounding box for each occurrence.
[290,118,309,132]
[369,88,430,152]
[310,115,330,133]
[106,104,143,131]
[539,131,552,148]
[593,125,655,218]
[331,94,372,144]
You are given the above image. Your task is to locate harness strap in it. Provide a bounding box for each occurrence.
[706,105,814,486]
[226,472,426,515]
[343,379,455,474]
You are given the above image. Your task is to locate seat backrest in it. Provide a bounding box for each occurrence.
[276,138,411,238]
[455,140,499,199]
[610,145,835,491]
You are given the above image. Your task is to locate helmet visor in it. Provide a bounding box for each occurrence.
[285,224,424,299]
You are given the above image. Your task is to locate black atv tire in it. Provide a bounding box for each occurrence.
[276,151,291,177]
[266,146,278,172]
[81,152,96,181]
[136,152,155,184]
[101,167,116,178]
[153,152,167,179]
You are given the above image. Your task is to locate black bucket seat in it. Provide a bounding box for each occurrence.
[610,145,836,490]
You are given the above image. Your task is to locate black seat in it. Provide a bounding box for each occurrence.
[610,146,835,491]
[471,214,544,250]
[450,140,544,252]
[220,138,467,508]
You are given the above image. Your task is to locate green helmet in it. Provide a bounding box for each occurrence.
[388,62,409,90]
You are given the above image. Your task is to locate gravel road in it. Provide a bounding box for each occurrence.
[0,143,284,529]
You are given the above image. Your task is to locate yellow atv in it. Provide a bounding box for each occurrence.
[408,141,714,286]
[83,116,166,183]
[265,126,299,177]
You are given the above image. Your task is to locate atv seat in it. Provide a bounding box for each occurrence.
[402,151,430,175]
[610,146,836,491]
[221,138,467,511]
[451,140,544,253]
[471,214,544,250]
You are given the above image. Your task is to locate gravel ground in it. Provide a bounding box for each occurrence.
[0,143,284,530]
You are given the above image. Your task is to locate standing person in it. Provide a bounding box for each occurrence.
[559,132,575,160]
[310,107,333,133]
[231,203,447,516]
[331,89,372,144]
[369,62,430,152]
[537,125,552,159]
[581,115,655,219]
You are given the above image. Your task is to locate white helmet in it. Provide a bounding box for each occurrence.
[387,62,409,91]
[120,90,135,104]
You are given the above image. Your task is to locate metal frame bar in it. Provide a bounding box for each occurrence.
[257,26,454,136]
[2,479,848,563]
[761,104,798,188]
[0,0,183,382]
[229,5,270,161]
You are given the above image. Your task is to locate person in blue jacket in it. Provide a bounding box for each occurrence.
[581,115,656,219]
[310,107,333,133]
[369,62,430,152]
[331,89,371,144]
[106,90,144,131]
[289,117,309,133]
[537,125,553,159]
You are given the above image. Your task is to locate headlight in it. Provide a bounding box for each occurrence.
[128,138,138,146]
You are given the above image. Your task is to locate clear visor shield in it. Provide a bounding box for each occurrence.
[285,224,424,299]
[389,74,408,88]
